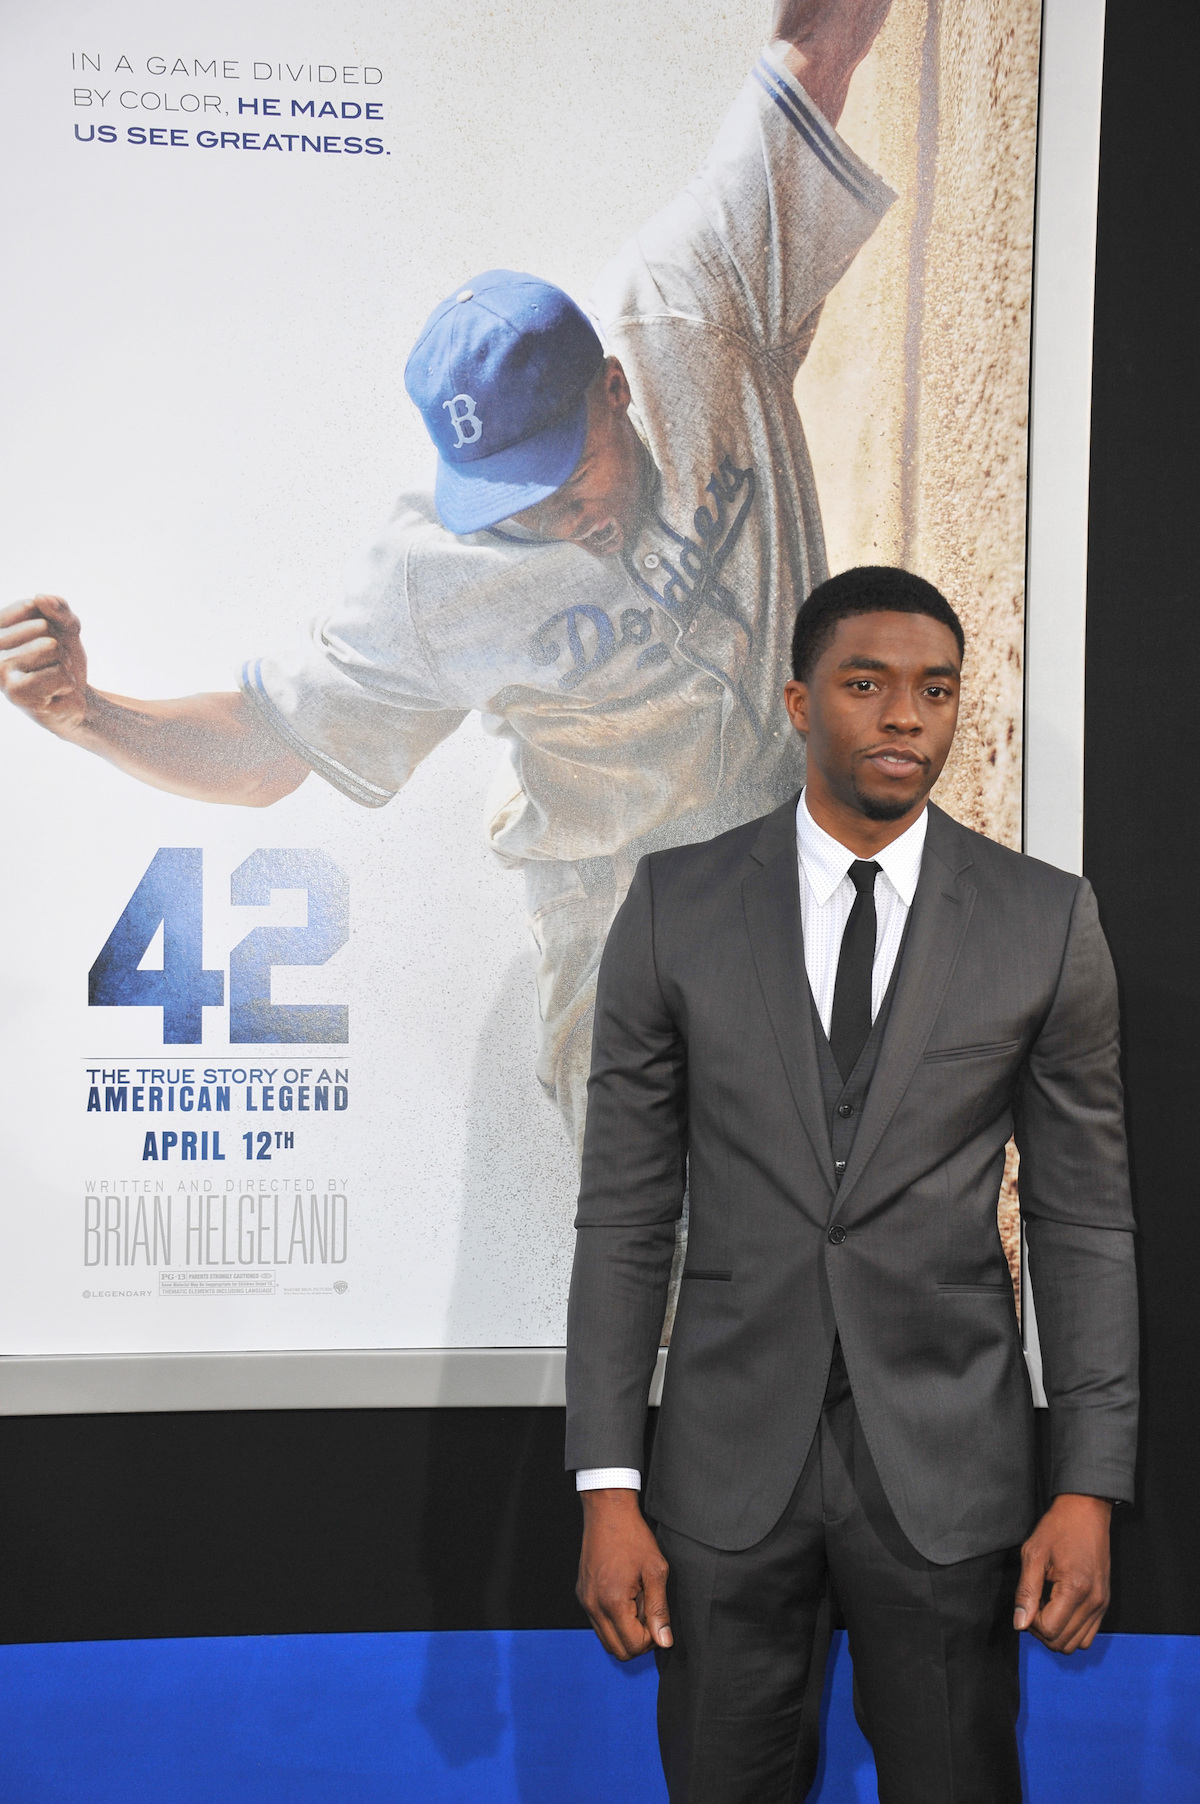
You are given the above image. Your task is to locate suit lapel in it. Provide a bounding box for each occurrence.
[741,799,835,1183]
[832,806,977,1216]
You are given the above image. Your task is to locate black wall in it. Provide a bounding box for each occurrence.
[0,1408,590,1643]
[2,0,1197,1646]
[1084,0,1200,1634]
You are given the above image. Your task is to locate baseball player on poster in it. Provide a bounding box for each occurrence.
[1,1,895,1155]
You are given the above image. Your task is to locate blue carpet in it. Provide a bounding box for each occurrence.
[0,1629,1196,1801]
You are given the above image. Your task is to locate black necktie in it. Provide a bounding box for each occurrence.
[829,860,881,1081]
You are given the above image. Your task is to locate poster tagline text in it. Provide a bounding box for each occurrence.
[70,52,388,157]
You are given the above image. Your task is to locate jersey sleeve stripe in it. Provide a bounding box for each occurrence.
[752,59,871,205]
[756,56,868,184]
[240,658,396,809]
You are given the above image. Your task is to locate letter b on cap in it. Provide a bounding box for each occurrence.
[443,393,482,450]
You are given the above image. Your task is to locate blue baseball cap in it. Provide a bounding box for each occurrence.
[404,270,605,535]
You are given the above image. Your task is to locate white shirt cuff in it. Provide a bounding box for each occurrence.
[575,1467,642,1491]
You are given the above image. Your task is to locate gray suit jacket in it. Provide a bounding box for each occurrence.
[565,798,1138,1561]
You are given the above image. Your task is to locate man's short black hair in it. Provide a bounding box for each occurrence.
[791,566,965,683]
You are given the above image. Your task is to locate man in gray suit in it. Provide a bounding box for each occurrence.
[565,567,1138,1801]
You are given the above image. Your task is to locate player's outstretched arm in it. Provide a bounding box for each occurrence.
[0,595,308,806]
[772,0,892,126]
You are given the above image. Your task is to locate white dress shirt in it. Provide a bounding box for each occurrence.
[795,789,927,1036]
[576,792,930,1493]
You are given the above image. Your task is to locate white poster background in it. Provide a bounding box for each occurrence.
[0,0,769,1357]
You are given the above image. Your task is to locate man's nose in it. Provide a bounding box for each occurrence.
[879,690,923,731]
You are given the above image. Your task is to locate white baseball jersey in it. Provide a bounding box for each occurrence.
[244,46,895,865]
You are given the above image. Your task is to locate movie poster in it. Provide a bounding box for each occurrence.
[0,0,1038,1359]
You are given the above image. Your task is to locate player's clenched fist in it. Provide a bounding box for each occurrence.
[0,595,90,734]
[0,594,307,803]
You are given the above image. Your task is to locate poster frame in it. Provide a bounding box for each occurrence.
[0,0,1102,1415]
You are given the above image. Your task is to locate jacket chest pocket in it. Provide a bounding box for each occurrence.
[922,1038,1022,1065]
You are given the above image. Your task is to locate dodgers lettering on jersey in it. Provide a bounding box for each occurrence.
[244,45,895,865]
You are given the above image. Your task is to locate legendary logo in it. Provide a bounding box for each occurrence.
[442,393,483,448]
[527,455,757,698]
[530,604,666,693]
[627,456,756,633]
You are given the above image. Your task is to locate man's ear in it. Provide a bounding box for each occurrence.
[783,677,810,735]
[604,356,632,413]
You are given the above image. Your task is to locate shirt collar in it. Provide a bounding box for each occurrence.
[795,789,928,908]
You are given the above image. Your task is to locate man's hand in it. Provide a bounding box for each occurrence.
[0,592,308,805]
[577,1489,673,1662]
[1014,1493,1113,1654]
[773,0,893,126]
[0,595,89,733]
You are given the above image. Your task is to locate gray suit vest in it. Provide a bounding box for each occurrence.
[809,915,911,1195]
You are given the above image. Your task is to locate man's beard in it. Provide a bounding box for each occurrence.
[851,778,925,823]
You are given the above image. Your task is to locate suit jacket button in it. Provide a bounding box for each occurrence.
[827,1224,847,1245]
[837,1102,853,1117]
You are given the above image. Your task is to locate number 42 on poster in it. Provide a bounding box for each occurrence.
[88,848,349,1045]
